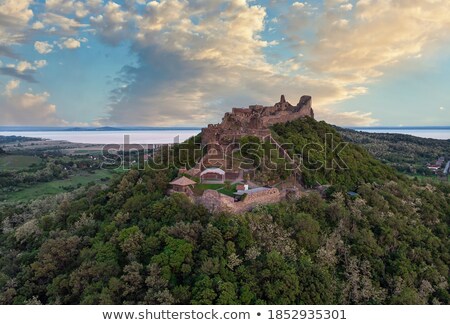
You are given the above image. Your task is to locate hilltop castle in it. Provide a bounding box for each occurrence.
[201,95,314,146]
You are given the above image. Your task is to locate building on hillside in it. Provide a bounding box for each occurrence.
[236,183,249,191]
[169,176,196,195]
[200,168,225,184]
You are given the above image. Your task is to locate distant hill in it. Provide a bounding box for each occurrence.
[337,127,450,175]
[0,135,42,144]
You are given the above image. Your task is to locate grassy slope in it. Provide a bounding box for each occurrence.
[1,169,116,202]
[0,155,42,171]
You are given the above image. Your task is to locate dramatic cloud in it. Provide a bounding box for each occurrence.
[2,0,450,126]
[307,0,450,83]
[34,41,54,54]
[0,80,66,125]
[96,0,378,126]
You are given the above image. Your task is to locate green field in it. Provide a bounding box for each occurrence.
[1,169,119,202]
[0,155,42,171]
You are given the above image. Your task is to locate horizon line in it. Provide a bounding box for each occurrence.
[0,125,449,129]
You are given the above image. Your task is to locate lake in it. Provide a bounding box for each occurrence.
[0,130,202,144]
[0,127,448,144]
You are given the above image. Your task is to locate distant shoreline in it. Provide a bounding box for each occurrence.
[0,125,448,132]
[352,126,450,130]
[0,126,203,132]
[0,126,448,143]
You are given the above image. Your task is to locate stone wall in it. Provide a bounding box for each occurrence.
[196,190,235,213]
[197,188,282,213]
[242,187,280,205]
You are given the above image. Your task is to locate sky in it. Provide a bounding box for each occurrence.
[0,0,449,127]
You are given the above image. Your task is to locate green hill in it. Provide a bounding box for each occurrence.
[271,117,401,190]
[0,118,449,305]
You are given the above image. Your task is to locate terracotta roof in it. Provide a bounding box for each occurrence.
[170,176,197,186]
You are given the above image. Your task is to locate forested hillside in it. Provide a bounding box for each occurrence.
[271,117,401,190]
[0,119,449,305]
[337,127,450,175]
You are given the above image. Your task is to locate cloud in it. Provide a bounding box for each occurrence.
[45,0,89,19]
[340,3,353,11]
[0,45,19,58]
[0,67,37,83]
[34,41,54,54]
[31,21,45,30]
[34,60,47,69]
[41,12,88,32]
[0,80,66,126]
[97,0,376,127]
[3,0,449,127]
[0,60,47,82]
[307,0,450,83]
[292,2,305,9]
[4,79,20,95]
[98,0,275,125]
[89,1,132,45]
[0,0,33,47]
[332,19,349,28]
[317,109,379,126]
[0,0,33,26]
[61,37,81,49]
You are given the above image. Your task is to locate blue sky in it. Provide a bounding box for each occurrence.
[1,0,449,127]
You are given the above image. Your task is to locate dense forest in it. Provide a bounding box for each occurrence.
[0,119,449,305]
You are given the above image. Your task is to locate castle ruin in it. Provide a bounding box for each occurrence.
[201,95,314,146]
